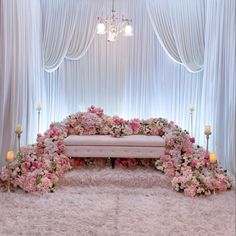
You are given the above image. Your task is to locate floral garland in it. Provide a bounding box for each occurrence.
[0,123,70,192]
[0,106,232,196]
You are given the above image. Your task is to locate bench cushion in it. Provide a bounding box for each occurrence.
[64,135,165,147]
[64,135,165,158]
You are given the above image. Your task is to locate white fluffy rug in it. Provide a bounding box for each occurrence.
[0,168,235,236]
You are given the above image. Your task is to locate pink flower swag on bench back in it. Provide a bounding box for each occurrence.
[0,106,232,196]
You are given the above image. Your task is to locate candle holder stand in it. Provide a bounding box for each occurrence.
[7,162,11,192]
[190,110,193,137]
[37,110,41,134]
[204,131,211,153]
[15,131,22,153]
[210,161,217,194]
[3,161,12,193]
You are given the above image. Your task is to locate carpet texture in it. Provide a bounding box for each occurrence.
[0,168,235,236]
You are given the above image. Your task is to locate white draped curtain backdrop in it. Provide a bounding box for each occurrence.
[0,0,235,176]
[0,0,42,166]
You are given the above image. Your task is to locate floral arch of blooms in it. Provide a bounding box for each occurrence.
[0,106,232,197]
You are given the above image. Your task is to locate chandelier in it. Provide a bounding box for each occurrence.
[96,0,133,42]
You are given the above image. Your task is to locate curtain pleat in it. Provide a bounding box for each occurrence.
[146,0,205,73]
[0,0,235,176]
[0,0,43,168]
[42,0,103,72]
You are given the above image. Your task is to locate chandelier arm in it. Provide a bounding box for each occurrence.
[117,21,126,33]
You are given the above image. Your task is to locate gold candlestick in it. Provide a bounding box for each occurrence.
[189,103,195,137]
[15,124,23,153]
[205,133,211,153]
[36,103,42,134]
[17,133,22,152]
[7,162,11,192]
[190,110,193,137]
[6,151,14,192]
[37,110,41,133]
[204,125,211,153]
[209,153,217,194]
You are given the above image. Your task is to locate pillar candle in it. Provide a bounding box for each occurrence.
[15,124,22,134]
[204,125,211,134]
[189,103,195,112]
[6,151,14,161]
[36,103,43,111]
[209,152,217,163]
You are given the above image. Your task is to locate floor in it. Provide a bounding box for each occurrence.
[0,168,235,236]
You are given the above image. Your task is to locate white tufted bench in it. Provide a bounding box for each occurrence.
[64,135,165,167]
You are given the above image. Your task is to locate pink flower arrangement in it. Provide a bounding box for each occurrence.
[66,111,103,135]
[163,130,232,197]
[141,118,168,136]
[130,118,141,134]
[0,105,232,196]
[110,116,132,137]
[88,105,104,117]
[0,123,71,192]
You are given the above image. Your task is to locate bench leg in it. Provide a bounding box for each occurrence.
[110,158,116,169]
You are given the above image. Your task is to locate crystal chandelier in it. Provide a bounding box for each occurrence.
[96,0,133,42]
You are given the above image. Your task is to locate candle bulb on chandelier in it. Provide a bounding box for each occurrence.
[96,22,106,35]
[124,24,133,37]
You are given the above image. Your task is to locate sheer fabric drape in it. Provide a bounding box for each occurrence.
[146,0,205,73]
[42,0,103,72]
[146,0,235,175]
[201,0,236,176]
[0,0,43,168]
[0,0,235,176]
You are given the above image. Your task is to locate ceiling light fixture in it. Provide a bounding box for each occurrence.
[96,0,133,42]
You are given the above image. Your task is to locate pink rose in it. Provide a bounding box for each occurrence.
[189,137,195,143]
[191,161,197,168]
